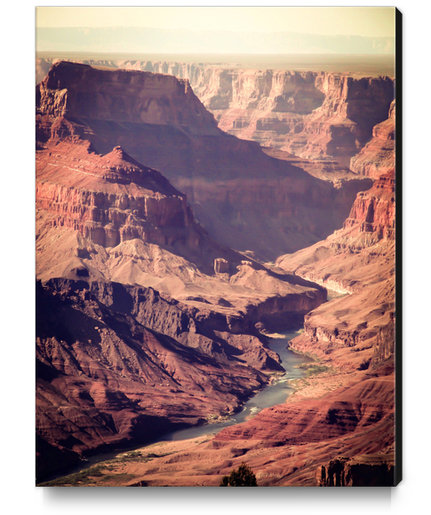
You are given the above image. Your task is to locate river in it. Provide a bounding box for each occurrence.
[157,329,314,442]
[39,328,314,484]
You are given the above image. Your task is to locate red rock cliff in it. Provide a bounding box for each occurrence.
[37,61,371,260]
[36,60,218,132]
[36,139,202,251]
[36,59,395,173]
[350,100,396,178]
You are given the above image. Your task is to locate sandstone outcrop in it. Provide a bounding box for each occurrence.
[37,61,371,261]
[350,100,396,178]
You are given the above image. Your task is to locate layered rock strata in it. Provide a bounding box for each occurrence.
[350,100,396,178]
[35,60,397,486]
[37,58,395,173]
[138,62,394,169]
[276,170,395,371]
[100,169,399,487]
[36,61,372,261]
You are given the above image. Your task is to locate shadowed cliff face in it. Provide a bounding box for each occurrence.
[316,454,395,486]
[350,100,395,178]
[36,61,372,261]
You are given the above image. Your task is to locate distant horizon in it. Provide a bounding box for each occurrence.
[36,24,396,56]
[36,52,395,80]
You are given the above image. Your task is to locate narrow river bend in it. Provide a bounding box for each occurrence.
[40,328,314,483]
[158,328,314,442]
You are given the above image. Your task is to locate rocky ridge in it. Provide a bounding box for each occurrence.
[37,61,372,260]
[276,170,395,370]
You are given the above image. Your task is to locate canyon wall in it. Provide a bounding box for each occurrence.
[198,68,394,169]
[37,57,395,173]
[37,61,371,261]
[36,278,271,479]
[350,100,396,178]
[111,168,397,487]
[90,60,394,170]
[276,169,395,371]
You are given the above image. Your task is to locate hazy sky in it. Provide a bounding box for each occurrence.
[36,6,395,38]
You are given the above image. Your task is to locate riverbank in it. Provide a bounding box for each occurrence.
[38,329,314,486]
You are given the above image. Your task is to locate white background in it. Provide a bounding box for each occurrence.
[2,1,428,513]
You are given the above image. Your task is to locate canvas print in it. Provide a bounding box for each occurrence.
[35,6,400,487]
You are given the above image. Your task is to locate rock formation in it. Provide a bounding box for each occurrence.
[316,454,395,486]
[36,144,326,481]
[36,62,333,481]
[36,61,372,261]
[86,168,398,487]
[36,278,272,480]
[276,169,395,370]
[37,58,394,173]
[35,59,397,486]
[350,100,396,178]
[136,62,394,170]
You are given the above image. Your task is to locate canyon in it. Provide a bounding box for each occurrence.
[35,59,398,486]
[37,57,394,174]
[36,61,375,262]
[54,168,396,487]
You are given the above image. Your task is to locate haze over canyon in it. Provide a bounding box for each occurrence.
[35,52,397,487]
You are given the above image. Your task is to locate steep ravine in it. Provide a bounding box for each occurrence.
[36,61,373,261]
